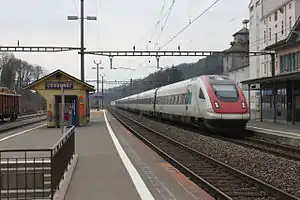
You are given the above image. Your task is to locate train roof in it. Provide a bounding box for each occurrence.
[115,75,235,101]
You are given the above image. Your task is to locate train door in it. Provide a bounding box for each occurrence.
[185,84,193,117]
[153,89,158,114]
[197,86,206,118]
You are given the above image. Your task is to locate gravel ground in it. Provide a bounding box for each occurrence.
[115,109,300,198]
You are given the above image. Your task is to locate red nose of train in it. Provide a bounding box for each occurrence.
[206,81,248,114]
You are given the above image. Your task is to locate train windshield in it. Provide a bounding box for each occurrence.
[211,84,239,100]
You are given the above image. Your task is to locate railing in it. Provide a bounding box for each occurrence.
[51,126,75,194]
[0,126,75,200]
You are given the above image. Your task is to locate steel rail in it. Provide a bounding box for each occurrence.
[110,108,300,200]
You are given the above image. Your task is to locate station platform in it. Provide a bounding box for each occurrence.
[65,110,214,200]
[247,120,300,147]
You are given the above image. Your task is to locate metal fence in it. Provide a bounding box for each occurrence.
[0,126,75,200]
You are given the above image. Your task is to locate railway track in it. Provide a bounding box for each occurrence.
[109,109,300,200]
[222,136,300,162]
[119,108,300,162]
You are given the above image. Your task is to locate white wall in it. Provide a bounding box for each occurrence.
[249,0,299,79]
[249,0,262,79]
[262,0,291,18]
[228,66,250,88]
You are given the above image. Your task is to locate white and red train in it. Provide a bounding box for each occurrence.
[113,75,249,133]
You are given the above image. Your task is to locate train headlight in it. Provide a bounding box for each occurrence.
[214,100,220,108]
[241,100,246,108]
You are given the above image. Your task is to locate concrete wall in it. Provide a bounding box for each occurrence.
[249,0,300,79]
[262,0,291,18]
[249,0,262,79]
[228,66,250,86]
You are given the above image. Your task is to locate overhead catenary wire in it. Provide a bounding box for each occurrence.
[160,0,220,49]
[127,0,178,79]
[134,0,167,46]
[72,0,78,15]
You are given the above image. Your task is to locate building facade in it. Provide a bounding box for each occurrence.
[249,0,300,79]
[223,23,260,118]
[223,23,250,87]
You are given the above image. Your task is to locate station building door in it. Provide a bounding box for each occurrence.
[55,95,78,127]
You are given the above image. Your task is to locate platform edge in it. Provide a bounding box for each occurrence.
[53,154,79,200]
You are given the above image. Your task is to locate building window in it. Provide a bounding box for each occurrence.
[269,28,272,41]
[269,16,271,22]
[256,0,260,7]
[264,30,266,42]
[289,3,292,9]
[250,6,254,12]
[292,53,296,71]
[289,16,292,30]
[264,64,267,74]
[274,11,278,21]
[264,20,266,24]
[275,33,278,42]
[280,53,297,73]
[280,56,284,73]
[279,7,284,13]
[281,20,284,34]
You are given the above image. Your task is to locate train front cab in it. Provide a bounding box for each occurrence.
[202,77,249,133]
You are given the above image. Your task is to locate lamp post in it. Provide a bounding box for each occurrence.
[92,60,104,111]
[67,0,97,82]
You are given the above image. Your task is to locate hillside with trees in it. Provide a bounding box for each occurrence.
[102,54,224,106]
[0,53,47,113]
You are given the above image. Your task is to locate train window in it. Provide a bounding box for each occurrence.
[181,94,185,104]
[199,89,205,99]
[211,84,239,99]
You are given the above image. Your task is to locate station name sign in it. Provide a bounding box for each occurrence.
[46,81,74,89]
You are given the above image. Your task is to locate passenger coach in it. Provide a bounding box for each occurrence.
[114,75,249,133]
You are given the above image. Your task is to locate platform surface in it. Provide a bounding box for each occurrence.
[247,120,300,137]
[65,110,214,200]
[0,121,67,159]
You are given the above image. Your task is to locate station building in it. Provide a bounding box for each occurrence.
[24,69,95,127]
[242,17,300,125]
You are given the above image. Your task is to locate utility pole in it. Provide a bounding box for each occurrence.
[80,0,84,81]
[102,75,104,109]
[92,60,103,111]
[68,0,97,82]
[61,86,65,133]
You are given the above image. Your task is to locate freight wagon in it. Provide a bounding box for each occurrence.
[0,87,21,121]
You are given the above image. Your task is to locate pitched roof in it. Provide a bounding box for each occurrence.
[233,27,249,37]
[224,41,249,52]
[23,69,95,91]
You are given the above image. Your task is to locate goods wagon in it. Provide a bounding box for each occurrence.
[0,87,21,121]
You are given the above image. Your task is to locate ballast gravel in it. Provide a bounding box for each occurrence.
[114,109,300,198]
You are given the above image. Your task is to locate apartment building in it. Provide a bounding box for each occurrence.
[249,0,300,78]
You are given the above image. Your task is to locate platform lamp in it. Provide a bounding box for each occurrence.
[92,60,104,111]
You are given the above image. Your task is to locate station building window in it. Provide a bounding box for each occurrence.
[280,53,297,73]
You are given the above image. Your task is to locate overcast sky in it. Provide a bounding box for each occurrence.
[1,0,249,89]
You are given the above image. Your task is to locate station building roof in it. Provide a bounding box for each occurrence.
[24,69,95,91]
[241,71,300,85]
